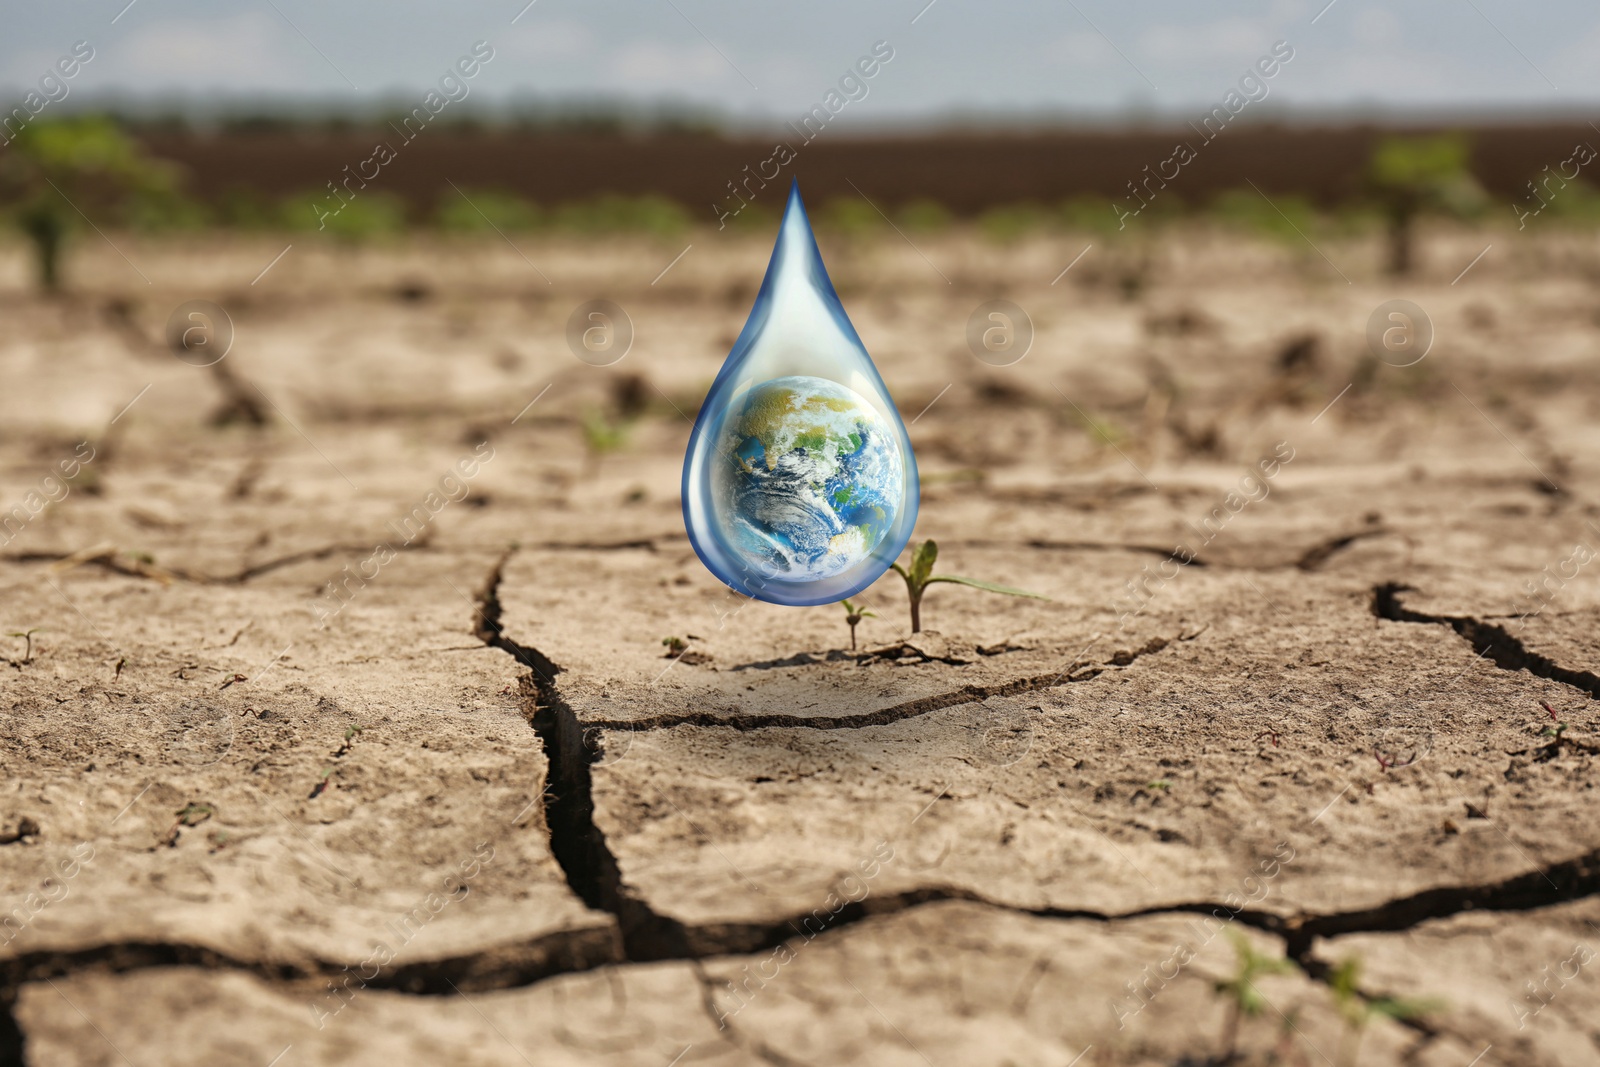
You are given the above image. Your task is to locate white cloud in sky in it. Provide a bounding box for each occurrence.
[6,0,1600,118]
[1351,7,1404,50]
[499,20,598,62]
[606,40,746,94]
[1137,18,1275,65]
[90,12,317,92]
[1046,31,1120,68]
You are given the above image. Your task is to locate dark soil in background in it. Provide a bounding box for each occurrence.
[135,119,1600,217]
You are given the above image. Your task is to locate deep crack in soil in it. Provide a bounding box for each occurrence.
[1372,582,1600,699]
[9,561,1600,1066]
[472,548,695,961]
[580,635,1193,734]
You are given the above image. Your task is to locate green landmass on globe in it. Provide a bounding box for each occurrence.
[714,375,903,580]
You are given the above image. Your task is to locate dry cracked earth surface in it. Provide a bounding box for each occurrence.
[2,225,1600,1067]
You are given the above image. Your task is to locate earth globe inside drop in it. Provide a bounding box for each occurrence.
[713,375,903,581]
[681,178,919,605]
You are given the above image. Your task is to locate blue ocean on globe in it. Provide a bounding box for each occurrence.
[714,375,902,581]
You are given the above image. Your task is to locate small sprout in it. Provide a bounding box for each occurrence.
[1214,931,1297,1063]
[890,540,1048,634]
[1537,700,1569,743]
[175,803,213,827]
[1146,779,1171,791]
[7,628,42,664]
[580,408,629,473]
[662,636,687,655]
[1328,955,1442,1067]
[219,673,247,691]
[309,767,334,799]
[333,723,364,757]
[1255,727,1282,748]
[840,598,876,651]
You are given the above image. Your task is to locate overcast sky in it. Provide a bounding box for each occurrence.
[3,0,1598,126]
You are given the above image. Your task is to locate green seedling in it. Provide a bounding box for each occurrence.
[1366,134,1484,276]
[1328,956,1441,1067]
[1538,699,1569,740]
[1146,779,1171,791]
[580,408,630,474]
[7,629,42,664]
[890,540,1047,634]
[175,803,213,827]
[840,598,876,651]
[0,117,175,290]
[662,636,688,656]
[1214,931,1297,1063]
[333,724,364,758]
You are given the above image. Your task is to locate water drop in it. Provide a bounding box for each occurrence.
[683,180,919,607]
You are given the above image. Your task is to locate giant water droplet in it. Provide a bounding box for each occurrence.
[683,180,919,607]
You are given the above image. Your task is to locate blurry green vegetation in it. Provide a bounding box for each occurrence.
[1213,932,1297,1063]
[1208,188,1319,243]
[896,198,952,233]
[579,407,630,474]
[16,116,1600,258]
[722,202,778,233]
[550,194,689,237]
[977,202,1050,243]
[213,186,281,229]
[1327,955,1442,1067]
[282,189,409,239]
[1058,195,1124,236]
[1536,178,1600,224]
[437,188,544,232]
[1366,133,1487,274]
[126,188,214,232]
[0,116,175,289]
[817,197,884,237]
[1073,409,1128,448]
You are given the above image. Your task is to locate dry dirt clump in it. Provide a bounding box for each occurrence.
[3,226,1600,1066]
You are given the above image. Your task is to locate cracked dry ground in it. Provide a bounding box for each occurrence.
[4,229,1600,1067]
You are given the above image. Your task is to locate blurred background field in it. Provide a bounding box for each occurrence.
[6,112,1600,285]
